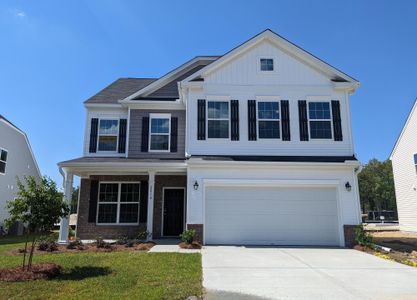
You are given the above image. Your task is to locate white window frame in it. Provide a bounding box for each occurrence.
[97,118,119,153]
[207,100,230,139]
[148,113,171,152]
[96,181,141,226]
[258,57,277,73]
[0,147,7,175]
[256,100,281,140]
[307,100,333,140]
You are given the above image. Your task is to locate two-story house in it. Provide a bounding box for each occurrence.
[58,29,361,247]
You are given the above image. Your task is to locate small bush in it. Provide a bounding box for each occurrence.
[116,236,129,245]
[37,235,58,252]
[125,239,137,247]
[354,224,374,248]
[68,227,76,239]
[95,237,111,249]
[180,229,196,244]
[67,238,84,250]
[137,230,150,242]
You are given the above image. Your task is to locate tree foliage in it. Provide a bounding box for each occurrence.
[358,159,396,213]
[5,176,69,270]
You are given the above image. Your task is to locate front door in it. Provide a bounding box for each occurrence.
[163,188,185,236]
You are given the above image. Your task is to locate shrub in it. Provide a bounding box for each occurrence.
[67,238,84,250]
[125,239,137,247]
[37,235,58,252]
[180,229,196,244]
[116,236,129,245]
[68,227,76,239]
[137,230,150,243]
[95,237,111,249]
[354,224,374,248]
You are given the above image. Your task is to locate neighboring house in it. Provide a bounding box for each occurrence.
[0,115,41,232]
[58,29,361,247]
[391,98,417,232]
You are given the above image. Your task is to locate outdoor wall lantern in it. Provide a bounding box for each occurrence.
[345,181,352,191]
[193,181,199,190]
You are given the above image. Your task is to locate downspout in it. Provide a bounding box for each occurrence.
[353,164,363,223]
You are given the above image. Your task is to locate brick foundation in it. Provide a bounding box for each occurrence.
[344,224,357,248]
[187,224,203,243]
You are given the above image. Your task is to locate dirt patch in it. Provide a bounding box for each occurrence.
[0,263,62,282]
[372,231,417,253]
[179,242,202,249]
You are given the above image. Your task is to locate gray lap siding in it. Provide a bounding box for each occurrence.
[76,174,187,240]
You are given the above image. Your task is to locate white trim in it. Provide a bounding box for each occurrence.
[96,181,141,226]
[161,187,186,237]
[0,147,8,175]
[306,100,333,140]
[206,100,231,140]
[202,178,343,247]
[148,113,171,152]
[257,56,277,74]
[0,118,41,177]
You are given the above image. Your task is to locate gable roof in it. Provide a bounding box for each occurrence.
[84,78,157,104]
[390,98,417,159]
[183,29,359,86]
[0,115,41,177]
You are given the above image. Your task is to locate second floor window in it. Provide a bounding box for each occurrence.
[98,119,119,151]
[260,58,274,71]
[208,101,229,138]
[0,148,7,174]
[258,101,280,139]
[308,102,332,139]
[414,154,417,174]
[149,114,170,151]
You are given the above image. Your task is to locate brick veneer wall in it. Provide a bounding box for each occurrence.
[76,175,148,239]
[76,174,187,240]
[152,175,187,239]
[344,224,357,248]
[187,224,203,243]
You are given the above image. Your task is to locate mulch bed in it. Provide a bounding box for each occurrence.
[179,242,202,249]
[354,244,417,267]
[0,263,62,282]
[8,242,156,256]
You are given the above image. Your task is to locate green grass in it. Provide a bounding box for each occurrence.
[0,236,202,300]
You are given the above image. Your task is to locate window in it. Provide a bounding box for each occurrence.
[98,119,119,151]
[260,58,274,71]
[208,101,229,138]
[308,102,332,139]
[0,148,7,174]
[97,182,140,224]
[414,154,417,174]
[258,101,280,139]
[149,114,170,151]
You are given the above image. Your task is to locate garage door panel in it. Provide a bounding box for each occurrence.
[205,185,340,246]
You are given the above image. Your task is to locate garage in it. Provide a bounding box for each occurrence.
[204,184,340,246]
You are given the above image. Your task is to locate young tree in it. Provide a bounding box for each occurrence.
[5,176,69,270]
[358,159,397,213]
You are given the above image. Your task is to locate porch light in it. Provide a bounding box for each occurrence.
[193,181,199,190]
[345,182,352,191]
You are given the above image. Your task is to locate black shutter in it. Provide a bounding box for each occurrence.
[139,181,148,223]
[88,180,99,223]
[118,119,127,153]
[281,100,291,141]
[141,117,149,152]
[231,100,240,141]
[170,117,178,152]
[197,99,206,140]
[298,100,309,141]
[332,100,343,141]
[89,118,98,153]
[248,100,257,140]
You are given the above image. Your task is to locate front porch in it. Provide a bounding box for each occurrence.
[57,158,189,243]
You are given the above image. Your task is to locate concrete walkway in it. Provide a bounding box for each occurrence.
[202,246,417,300]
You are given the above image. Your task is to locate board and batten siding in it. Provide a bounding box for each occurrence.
[391,102,417,232]
[128,109,186,158]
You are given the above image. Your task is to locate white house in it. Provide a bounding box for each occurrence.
[391,98,417,232]
[58,29,361,247]
[0,115,41,232]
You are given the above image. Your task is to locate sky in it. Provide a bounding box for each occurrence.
[1,0,417,187]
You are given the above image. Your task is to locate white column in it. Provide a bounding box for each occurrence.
[146,171,155,239]
[58,172,73,244]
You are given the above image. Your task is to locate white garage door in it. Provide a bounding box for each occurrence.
[205,185,340,246]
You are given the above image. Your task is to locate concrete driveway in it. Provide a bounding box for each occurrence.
[202,246,417,300]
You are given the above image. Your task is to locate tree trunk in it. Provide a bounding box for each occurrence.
[27,235,36,270]
[22,234,29,270]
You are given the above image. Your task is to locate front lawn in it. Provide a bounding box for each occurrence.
[0,236,202,299]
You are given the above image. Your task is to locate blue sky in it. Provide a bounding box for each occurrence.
[1,0,416,186]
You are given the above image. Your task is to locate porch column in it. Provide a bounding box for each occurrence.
[146,171,155,239]
[58,172,73,244]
